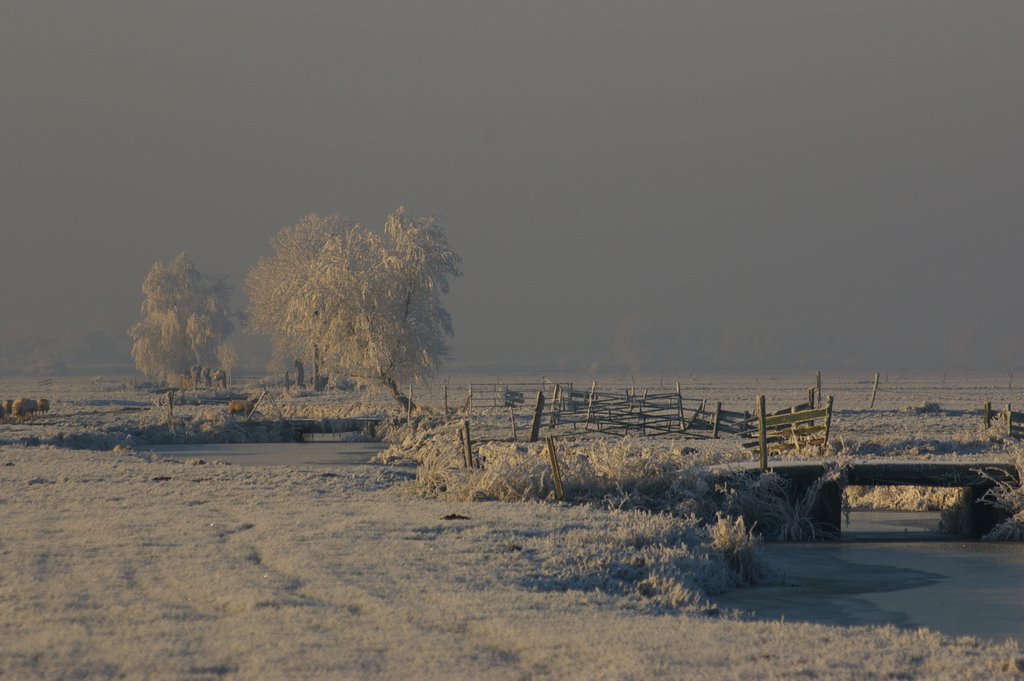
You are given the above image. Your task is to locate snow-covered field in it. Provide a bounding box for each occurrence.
[2,373,1024,679]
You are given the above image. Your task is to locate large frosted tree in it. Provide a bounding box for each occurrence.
[246,208,461,407]
[129,252,235,382]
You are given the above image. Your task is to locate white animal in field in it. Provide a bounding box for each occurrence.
[227,399,256,416]
[11,397,37,422]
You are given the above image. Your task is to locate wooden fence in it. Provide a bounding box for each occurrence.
[742,395,835,469]
[463,382,830,453]
[549,384,718,438]
[985,402,1024,439]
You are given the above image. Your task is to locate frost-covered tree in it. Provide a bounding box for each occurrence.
[216,341,239,388]
[246,208,461,407]
[129,252,235,382]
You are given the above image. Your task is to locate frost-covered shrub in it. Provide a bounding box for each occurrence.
[406,432,718,517]
[845,485,961,512]
[905,401,942,414]
[721,469,841,541]
[979,447,1024,540]
[707,513,771,585]
[527,509,773,611]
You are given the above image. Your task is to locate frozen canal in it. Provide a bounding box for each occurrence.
[717,511,1024,641]
[149,442,388,467]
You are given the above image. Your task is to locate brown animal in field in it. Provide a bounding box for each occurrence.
[35,398,50,416]
[2,399,12,417]
[11,397,37,422]
[227,399,257,416]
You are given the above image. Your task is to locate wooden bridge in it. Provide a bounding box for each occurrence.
[711,458,1018,539]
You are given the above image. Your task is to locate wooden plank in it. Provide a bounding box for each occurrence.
[768,402,812,417]
[763,407,829,427]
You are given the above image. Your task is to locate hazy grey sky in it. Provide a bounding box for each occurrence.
[2,2,1022,372]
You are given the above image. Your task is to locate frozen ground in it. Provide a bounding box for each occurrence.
[2,373,1024,678]
[3,446,1023,680]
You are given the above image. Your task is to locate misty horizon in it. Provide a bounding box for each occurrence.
[3,3,1023,375]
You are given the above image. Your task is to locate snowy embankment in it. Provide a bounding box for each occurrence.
[2,445,1023,680]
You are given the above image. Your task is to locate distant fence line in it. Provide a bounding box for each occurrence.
[463,382,832,460]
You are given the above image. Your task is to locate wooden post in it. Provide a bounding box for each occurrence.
[712,402,722,438]
[443,384,449,422]
[461,419,474,468]
[509,407,518,442]
[167,390,174,428]
[247,389,268,421]
[790,404,799,446]
[640,388,648,436]
[676,382,684,428]
[584,381,597,429]
[549,384,561,426]
[757,395,767,471]
[529,390,546,443]
[816,371,822,407]
[464,386,473,414]
[545,436,564,501]
[407,383,414,426]
[984,401,992,428]
[808,387,815,411]
[823,395,835,448]
[1007,404,1013,438]
[869,372,880,409]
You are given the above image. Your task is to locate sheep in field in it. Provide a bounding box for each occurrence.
[11,397,37,422]
[227,399,257,417]
[36,398,50,416]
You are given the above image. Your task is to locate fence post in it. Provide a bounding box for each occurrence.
[407,383,414,426]
[509,407,518,442]
[824,396,835,448]
[461,419,474,468]
[640,389,648,436]
[808,387,815,410]
[869,372,880,409]
[529,390,546,443]
[984,401,992,428]
[712,402,722,438]
[585,381,597,430]
[167,390,174,429]
[816,371,822,407]
[545,436,564,501]
[549,384,561,426]
[676,382,684,430]
[443,384,449,422]
[1007,404,1013,439]
[757,395,767,471]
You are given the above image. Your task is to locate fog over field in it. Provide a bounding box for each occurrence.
[3,2,1024,373]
